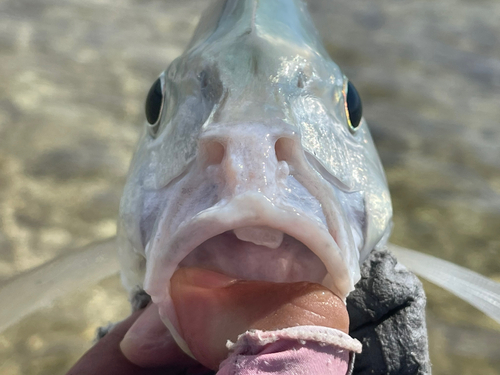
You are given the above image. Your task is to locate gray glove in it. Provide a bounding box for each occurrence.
[347,249,431,375]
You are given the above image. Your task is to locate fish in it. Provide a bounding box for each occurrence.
[117,0,392,353]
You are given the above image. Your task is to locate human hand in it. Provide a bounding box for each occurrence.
[67,268,349,373]
[65,302,205,375]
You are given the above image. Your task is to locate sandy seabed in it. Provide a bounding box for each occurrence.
[0,1,499,374]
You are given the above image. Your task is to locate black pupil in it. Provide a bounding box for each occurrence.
[346,81,362,129]
[145,78,163,125]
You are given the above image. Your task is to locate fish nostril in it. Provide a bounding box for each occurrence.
[204,141,225,165]
[275,137,294,162]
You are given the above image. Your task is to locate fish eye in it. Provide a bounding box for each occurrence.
[145,76,165,136]
[344,80,363,132]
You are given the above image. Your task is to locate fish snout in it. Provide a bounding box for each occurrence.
[198,128,296,200]
[222,139,286,197]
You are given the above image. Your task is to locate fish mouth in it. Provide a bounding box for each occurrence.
[144,192,354,305]
[142,192,355,356]
[179,230,329,286]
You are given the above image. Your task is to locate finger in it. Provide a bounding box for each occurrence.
[120,303,197,368]
[170,267,349,370]
[66,309,168,375]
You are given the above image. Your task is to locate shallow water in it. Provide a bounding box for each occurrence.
[0,0,499,374]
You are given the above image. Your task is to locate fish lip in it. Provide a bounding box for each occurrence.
[144,192,355,305]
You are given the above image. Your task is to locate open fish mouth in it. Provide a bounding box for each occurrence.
[179,230,328,285]
[143,193,354,315]
[142,192,355,355]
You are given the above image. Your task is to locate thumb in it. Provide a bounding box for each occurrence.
[119,303,200,369]
[171,267,349,370]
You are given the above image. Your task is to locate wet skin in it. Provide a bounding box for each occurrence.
[67,268,349,373]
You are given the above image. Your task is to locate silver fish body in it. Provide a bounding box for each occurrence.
[118,0,392,352]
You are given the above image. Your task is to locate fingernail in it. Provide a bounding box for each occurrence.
[175,267,236,289]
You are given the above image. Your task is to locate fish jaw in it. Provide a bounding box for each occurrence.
[144,191,354,352]
[144,191,353,296]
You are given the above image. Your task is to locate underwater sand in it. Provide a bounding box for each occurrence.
[0,0,499,374]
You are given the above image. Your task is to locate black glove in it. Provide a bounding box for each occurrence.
[347,249,431,375]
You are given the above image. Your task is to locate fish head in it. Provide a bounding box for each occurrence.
[118,0,392,352]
